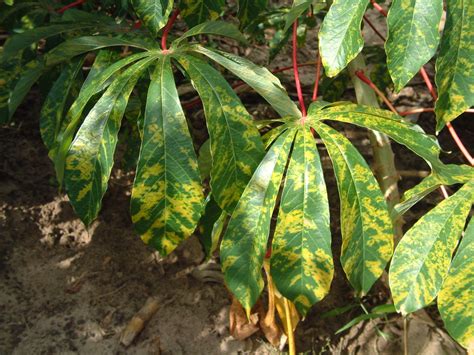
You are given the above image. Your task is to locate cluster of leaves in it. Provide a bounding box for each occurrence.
[1,0,473,350]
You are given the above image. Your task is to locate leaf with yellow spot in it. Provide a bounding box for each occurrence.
[271,127,333,316]
[64,56,156,226]
[176,54,265,213]
[131,56,204,255]
[221,130,296,314]
[131,0,173,37]
[179,0,224,27]
[438,217,474,350]
[312,121,393,295]
[389,180,474,315]
[435,0,474,131]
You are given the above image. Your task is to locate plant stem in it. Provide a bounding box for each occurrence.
[369,0,388,17]
[363,15,386,42]
[284,298,296,355]
[161,9,180,51]
[354,70,398,114]
[312,53,322,101]
[57,0,86,14]
[292,20,306,117]
[399,108,474,116]
[403,316,408,355]
[348,55,403,242]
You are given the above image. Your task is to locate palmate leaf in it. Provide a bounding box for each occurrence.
[312,121,393,295]
[176,55,265,213]
[172,21,248,47]
[385,0,443,91]
[190,45,301,118]
[271,127,333,316]
[40,56,84,152]
[179,0,224,27]
[438,217,474,349]
[318,0,369,77]
[64,56,156,226]
[131,56,204,255]
[131,0,173,36]
[221,130,295,315]
[389,180,474,315]
[434,0,474,131]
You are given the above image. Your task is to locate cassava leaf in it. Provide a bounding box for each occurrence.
[237,0,267,30]
[179,0,224,27]
[177,55,265,213]
[318,0,369,77]
[131,56,204,255]
[389,181,474,315]
[131,0,173,36]
[313,121,393,295]
[438,217,474,349]
[221,130,296,314]
[173,21,248,46]
[283,0,326,33]
[0,48,23,122]
[190,45,301,118]
[385,0,443,91]
[271,127,333,316]
[199,196,226,259]
[434,0,474,131]
[40,56,84,152]
[64,56,156,226]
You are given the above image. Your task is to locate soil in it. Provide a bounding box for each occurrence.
[1,8,473,354]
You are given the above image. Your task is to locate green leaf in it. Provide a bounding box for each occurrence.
[197,139,212,180]
[385,0,443,91]
[53,51,152,184]
[176,55,265,213]
[0,48,23,123]
[173,21,248,46]
[271,127,333,316]
[313,122,393,295]
[237,0,267,30]
[311,103,450,171]
[131,56,204,255]
[131,0,173,36]
[335,304,396,334]
[389,181,474,315]
[64,56,155,226]
[179,0,224,27]
[438,217,474,349]
[198,196,226,259]
[40,56,84,152]
[221,130,296,314]
[283,0,326,33]
[190,45,301,118]
[434,0,474,131]
[319,0,369,77]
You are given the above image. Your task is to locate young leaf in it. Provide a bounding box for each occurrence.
[179,0,224,27]
[173,21,248,46]
[389,181,474,315]
[64,56,155,226]
[190,45,301,118]
[40,56,84,152]
[221,130,296,314]
[318,0,370,77]
[385,0,443,91]
[434,0,474,131]
[271,128,333,316]
[237,0,267,30]
[176,55,265,213]
[313,122,393,295]
[131,56,204,255]
[438,217,474,349]
[131,0,173,36]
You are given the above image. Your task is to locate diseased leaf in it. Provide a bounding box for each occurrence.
[386,0,443,91]
[313,121,393,295]
[434,0,474,131]
[438,217,474,349]
[179,0,224,27]
[237,0,267,30]
[177,55,265,213]
[319,0,369,77]
[40,56,84,152]
[64,56,156,226]
[173,21,247,46]
[221,130,296,314]
[190,45,301,118]
[271,127,333,315]
[389,181,474,315]
[131,56,204,255]
[131,0,173,36]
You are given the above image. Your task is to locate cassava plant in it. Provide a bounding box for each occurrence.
[1,0,473,352]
